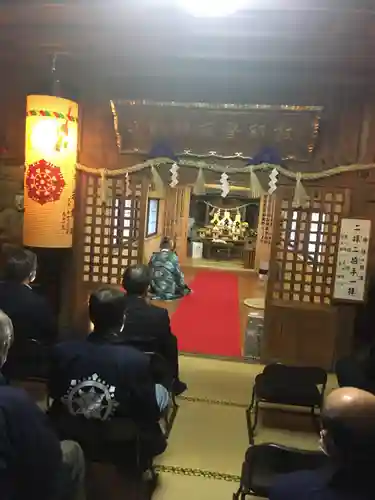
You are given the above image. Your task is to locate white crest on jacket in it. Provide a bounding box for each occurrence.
[61,373,118,421]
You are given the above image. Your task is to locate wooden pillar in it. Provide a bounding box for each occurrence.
[135,176,148,265]
[254,195,275,272]
[164,186,191,263]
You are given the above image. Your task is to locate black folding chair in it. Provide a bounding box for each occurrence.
[3,338,50,383]
[124,336,179,439]
[246,364,327,443]
[233,443,328,499]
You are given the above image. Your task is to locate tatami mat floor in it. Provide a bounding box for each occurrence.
[24,355,337,499]
[153,356,338,499]
[154,473,239,500]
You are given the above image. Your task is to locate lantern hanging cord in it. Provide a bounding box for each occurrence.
[51,53,57,76]
[51,53,61,96]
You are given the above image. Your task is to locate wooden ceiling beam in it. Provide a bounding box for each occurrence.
[0,3,374,68]
[0,27,374,65]
[0,16,373,40]
[0,3,374,37]
[1,49,374,86]
[0,2,374,97]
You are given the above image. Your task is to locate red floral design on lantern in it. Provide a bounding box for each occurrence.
[25,159,66,205]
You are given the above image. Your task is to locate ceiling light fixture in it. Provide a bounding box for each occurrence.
[179,0,246,17]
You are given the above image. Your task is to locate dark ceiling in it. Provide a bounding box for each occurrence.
[1,1,375,102]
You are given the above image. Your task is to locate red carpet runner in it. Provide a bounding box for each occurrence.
[171,270,242,358]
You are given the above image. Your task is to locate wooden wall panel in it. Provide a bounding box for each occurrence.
[265,302,338,368]
[79,100,119,170]
[334,103,363,165]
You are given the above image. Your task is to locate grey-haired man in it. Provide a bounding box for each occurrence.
[0,310,85,500]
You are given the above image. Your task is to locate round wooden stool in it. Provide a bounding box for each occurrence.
[243,297,265,310]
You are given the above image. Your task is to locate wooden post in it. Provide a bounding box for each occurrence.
[255,195,275,272]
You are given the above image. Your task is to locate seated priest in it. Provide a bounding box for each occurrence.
[0,247,58,379]
[148,236,191,300]
[48,287,168,464]
[122,264,187,396]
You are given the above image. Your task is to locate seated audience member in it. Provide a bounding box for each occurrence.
[148,236,191,300]
[0,310,85,500]
[48,288,168,463]
[352,273,375,349]
[336,277,375,393]
[269,387,375,500]
[336,343,375,394]
[122,264,187,395]
[0,247,58,344]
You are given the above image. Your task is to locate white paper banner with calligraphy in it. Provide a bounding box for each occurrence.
[333,218,371,302]
[116,101,322,161]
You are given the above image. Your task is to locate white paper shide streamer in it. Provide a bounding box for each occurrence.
[268,167,278,194]
[169,162,179,187]
[220,172,230,198]
[293,172,310,208]
[125,171,131,197]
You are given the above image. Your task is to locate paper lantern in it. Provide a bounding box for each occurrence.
[23,95,79,248]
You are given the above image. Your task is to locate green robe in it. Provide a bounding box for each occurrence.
[149,249,188,300]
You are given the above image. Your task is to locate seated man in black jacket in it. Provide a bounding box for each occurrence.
[0,247,58,345]
[49,287,168,464]
[122,264,187,396]
[0,309,85,500]
[0,247,58,379]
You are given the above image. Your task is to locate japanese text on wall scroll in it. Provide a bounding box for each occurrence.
[333,218,371,302]
[116,101,322,161]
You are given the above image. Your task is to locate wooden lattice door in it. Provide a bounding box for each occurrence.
[164,186,191,262]
[263,186,350,369]
[80,174,148,284]
[72,172,148,329]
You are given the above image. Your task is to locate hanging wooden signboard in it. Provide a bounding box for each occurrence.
[116,100,322,161]
[333,218,371,303]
